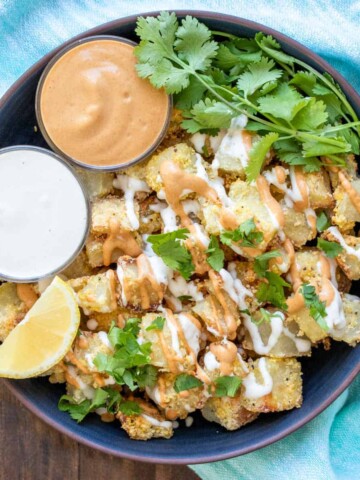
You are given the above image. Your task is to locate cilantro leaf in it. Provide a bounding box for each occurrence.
[256,272,290,309]
[58,388,110,423]
[206,235,225,271]
[316,211,331,232]
[255,33,295,66]
[174,374,203,393]
[251,307,281,326]
[214,376,242,397]
[254,250,281,277]
[236,57,282,97]
[292,98,328,130]
[302,136,351,158]
[317,238,343,258]
[220,218,263,248]
[257,83,309,122]
[146,316,166,331]
[147,229,194,280]
[185,98,235,130]
[289,71,316,96]
[118,401,142,416]
[245,132,279,182]
[300,283,328,330]
[274,138,322,173]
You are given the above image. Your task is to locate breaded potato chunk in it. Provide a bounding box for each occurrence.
[293,249,325,285]
[287,306,327,343]
[117,401,173,440]
[146,372,206,420]
[68,331,114,373]
[202,395,258,431]
[330,294,360,345]
[305,169,334,209]
[282,203,315,247]
[201,341,248,382]
[145,143,197,194]
[85,233,142,268]
[0,283,27,342]
[138,196,163,235]
[323,228,360,280]
[60,249,94,279]
[75,169,114,200]
[241,358,302,413]
[68,271,118,313]
[332,179,360,232]
[91,196,137,235]
[82,307,135,332]
[139,311,202,374]
[117,255,167,310]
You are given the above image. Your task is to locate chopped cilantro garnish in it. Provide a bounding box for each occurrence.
[135,13,360,181]
[174,374,203,393]
[147,229,194,280]
[220,218,263,248]
[213,376,242,398]
[94,321,158,391]
[256,272,290,310]
[251,307,282,326]
[317,238,343,258]
[254,250,281,277]
[316,211,331,232]
[206,235,225,271]
[300,283,328,330]
[146,316,166,331]
[118,401,142,416]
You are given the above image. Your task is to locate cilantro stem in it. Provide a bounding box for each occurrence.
[297,131,349,148]
[323,121,360,133]
[211,30,238,40]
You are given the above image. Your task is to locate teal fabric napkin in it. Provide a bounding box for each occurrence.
[0,1,359,478]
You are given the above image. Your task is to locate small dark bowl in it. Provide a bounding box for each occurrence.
[1,10,359,465]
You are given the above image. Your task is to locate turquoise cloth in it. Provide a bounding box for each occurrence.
[0,1,359,478]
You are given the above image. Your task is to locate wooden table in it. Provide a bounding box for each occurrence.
[0,382,199,480]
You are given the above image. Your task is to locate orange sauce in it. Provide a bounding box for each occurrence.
[16,284,38,309]
[103,219,142,266]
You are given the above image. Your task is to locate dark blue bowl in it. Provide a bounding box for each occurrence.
[1,10,359,464]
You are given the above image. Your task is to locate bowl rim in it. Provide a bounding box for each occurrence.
[1,9,360,465]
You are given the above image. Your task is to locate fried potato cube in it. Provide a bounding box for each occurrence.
[0,283,27,342]
[91,196,137,235]
[146,372,206,420]
[305,169,333,209]
[287,306,327,343]
[85,233,142,268]
[145,143,197,194]
[75,169,114,200]
[68,271,118,313]
[60,249,94,279]
[241,358,302,413]
[117,255,167,310]
[323,229,360,280]
[117,402,173,440]
[139,312,202,374]
[201,396,258,431]
[282,203,315,247]
[242,314,312,357]
[332,179,360,232]
[293,249,324,284]
[201,341,248,382]
[69,331,114,373]
[138,196,163,235]
[82,307,135,332]
[330,294,360,345]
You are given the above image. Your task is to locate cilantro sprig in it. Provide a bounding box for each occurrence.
[93,320,158,391]
[206,235,225,271]
[300,283,328,330]
[220,218,263,248]
[147,229,194,280]
[317,238,343,258]
[213,376,242,397]
[135,13,360,181]
[174,374,203,393]
[146,316,166,331]
[254,250,281,277]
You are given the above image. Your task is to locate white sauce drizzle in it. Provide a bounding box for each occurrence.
[67,365,95,399]
[203,350,221,371]
[226,262,253,310]
[243,358,273,399]
[328,226,360,260]
[97,331,113,349]
[244,312,285,355]
[168,274,203,302]
[178,313,201,356]
[116,262,128,306]
[113,175,150,230]
[141,414,172,429]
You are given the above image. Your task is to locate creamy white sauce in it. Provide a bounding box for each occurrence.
[67,365,95,399]
[141,414,172,429]
[168,274,203,301]
[178,313,201,356]
[328,226,360,260]
[203,350,221,371]
[86,319,98,331]
[195,153,232,208]
[97,331,112,349]
[146,385,161,405]
[190,133,207,153]
[226,263,253,310]
[116,263,128,306]
[146,255,169,285]
[324,284,347,332]
[85,353,95,369]
[212,115,249,173]
[166,314,182,357]
[282,326,311,353]
[244,312,285,355]
[243,358,273,399]
[113,174,150,230]
[0,148,88,280]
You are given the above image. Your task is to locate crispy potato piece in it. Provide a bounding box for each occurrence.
[68,271,118,313]
[146,372,206,420]
[138,196,163,235]
[139,312,202,374]
[117,255,167,310]
[61,249,94,279]
[68,331,114,373]
[75,169,114,200]
[330,294,360,345]
[241,358,302,413]
[91,196,137,235]
[288,306,327,343]
[332,179,360,232]
[293,249,324,284]
[82,307,135,332]
[0,283,27,342]
[145,143,197,194]
[323,229,360,280]
[201,341,248,382]
[117,401,173,440]
[202,396,258,431]
[305,169,334,209]
[85,233,142,268]
[282,202,315,247]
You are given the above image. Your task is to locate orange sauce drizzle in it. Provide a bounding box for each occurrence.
[103,218,142,266]
[275,166,286,184]
[256,175,285,230]
[208,270,238,339]
[338,170,360,214]
[210,341,238,375]
[136,254,165,309]
[16,284,38,309]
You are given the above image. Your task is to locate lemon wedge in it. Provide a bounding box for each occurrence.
[0,276,80,378]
